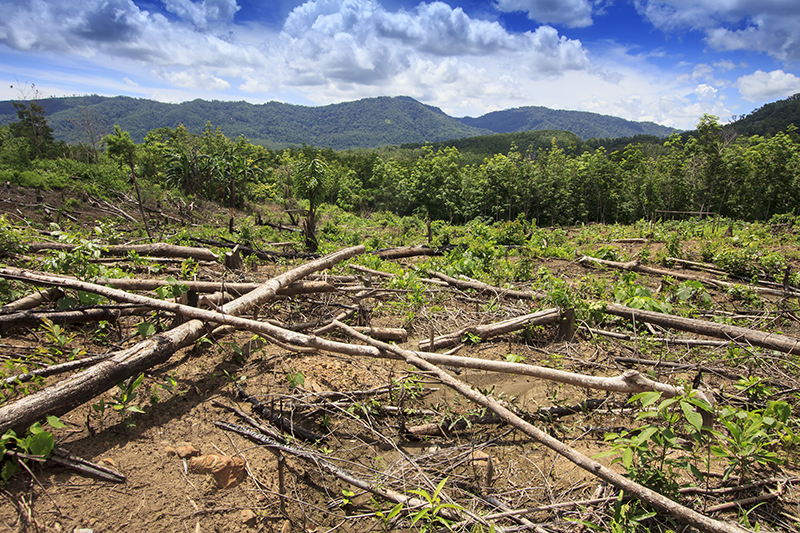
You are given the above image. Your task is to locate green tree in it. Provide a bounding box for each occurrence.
[10,99,54,160]
[104,125,153,240]
[294,155,331,252]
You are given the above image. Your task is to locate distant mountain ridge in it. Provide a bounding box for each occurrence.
[0,94,678,150]
[459,106,676,140]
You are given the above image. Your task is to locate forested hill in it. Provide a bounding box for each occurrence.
[0,94,683,150]
[728,93,800,137]
[458,105,676,139]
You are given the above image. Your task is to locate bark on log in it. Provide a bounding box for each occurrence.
[429,271,546,300]
[0,245,364,434]
[419,308,561,351]
[27,242,220,262]
[333,321,749,533]
[605,302,800,355]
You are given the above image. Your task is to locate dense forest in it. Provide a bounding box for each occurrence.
[0,94,677,150]
[0,92,799,235]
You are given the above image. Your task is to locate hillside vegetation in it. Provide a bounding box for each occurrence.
[0,94,676,150]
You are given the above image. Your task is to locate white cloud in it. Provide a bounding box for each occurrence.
[164,0,241,29]
[735,69,800,102]
[163,69,231,90]
[495,0,594,28]
[0,0,263,67]
[634,0,800,61]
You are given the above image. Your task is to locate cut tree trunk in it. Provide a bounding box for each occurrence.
[419,308,561,350]
[0,245,364,434]
[605,302,800,355]
[27,242,220,262]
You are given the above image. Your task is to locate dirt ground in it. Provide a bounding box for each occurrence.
[1,185,799,533]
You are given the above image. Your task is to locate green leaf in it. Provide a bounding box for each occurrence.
[2,460,19,481]
[621,447,633,468]
[681,402,704,431]
[46,415,66,429]
[26,431,54,458]
[137,322,156,338]
[630,391,661,407]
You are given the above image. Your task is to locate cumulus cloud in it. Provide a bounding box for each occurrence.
[735,70,800,102]
[271,0,589,89]
[0,0,262,69]
[495,0,594,28]
[164,0,241,29]
[634,0,800,61]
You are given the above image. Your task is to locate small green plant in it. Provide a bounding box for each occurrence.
[37,317,86,361]
[710,402,788,483]
[180,257,199,280]
[597,391,713,494]
[672,279,713,309]
[505,353,525,364]
[94,374,146,427]
[154,276,189,300]
[341,488,356,506]
[287,370,305,389]
[1,416,65,482]
[408,477,461,532]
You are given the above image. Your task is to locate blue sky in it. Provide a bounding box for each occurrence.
[2,0,800,130]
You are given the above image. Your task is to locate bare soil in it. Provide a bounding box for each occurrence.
[1,185,799,533]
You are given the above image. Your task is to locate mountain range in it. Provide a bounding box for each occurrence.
[1,94,680,150]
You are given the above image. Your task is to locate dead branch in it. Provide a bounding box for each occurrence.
[419,308,561,350]
[3,353,112,386]
[0,245,365,434]
[331,320,750,533]
[429,271,546,299]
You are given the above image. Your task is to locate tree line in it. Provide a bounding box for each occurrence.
[1,96,799,239]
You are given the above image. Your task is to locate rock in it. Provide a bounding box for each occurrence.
[175,442,201,459]
[188,454,246,488]
[240,509,257,525]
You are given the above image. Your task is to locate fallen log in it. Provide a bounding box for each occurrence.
[0,305,150,334]
[332,321,749,533]
[102,278,335,297]
[605,303,800,355]
[419,308,561,350]
[373,245,440,260]
[580,255,800,298]
[0,245,364,434]
[1,287,64,312]
[429,271,546,300]
[27,242,220,262]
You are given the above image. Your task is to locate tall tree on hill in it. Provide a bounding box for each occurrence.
[10,84,54,160]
